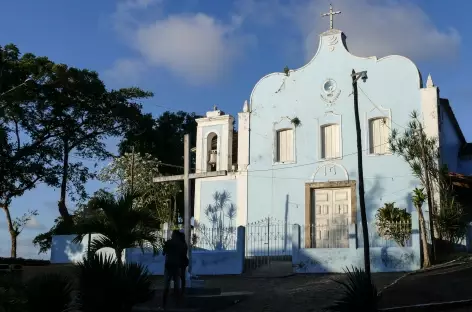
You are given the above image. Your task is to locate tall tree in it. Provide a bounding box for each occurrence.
[97,152,180,223]
[34,64,152,226]
[389,110,439,265]
[0,44,60,258]
[119,111,200,175]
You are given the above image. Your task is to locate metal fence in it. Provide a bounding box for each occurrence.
[358,221,413,248]
[300,223,349,248]
[244,217,292,271]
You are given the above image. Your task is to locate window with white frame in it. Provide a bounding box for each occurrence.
[369,117,390,154]
[276,128,294,163]
[321,124,340,159]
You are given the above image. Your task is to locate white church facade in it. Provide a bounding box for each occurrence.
[191,10,472,272]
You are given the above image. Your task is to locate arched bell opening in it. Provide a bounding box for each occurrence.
[207,132,218,172]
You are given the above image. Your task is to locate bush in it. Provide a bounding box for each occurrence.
[435,196,468,245]
[0,258,50,266]
[24,273,75,312]
[76,254,155,312]
[375,202,412,247]
[0,272,74,312]
[326,266,379,312]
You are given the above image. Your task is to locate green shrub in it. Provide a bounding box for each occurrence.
[24,273,74,312]
[76,254,155,312]
[435,196,468,245]
[375,202,412,247]
[325,266,379,312]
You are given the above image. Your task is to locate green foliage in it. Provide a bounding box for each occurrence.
[412,187,426,209]
[389,111,439,188]
[72,190,163,263]
[1,42,153,229]
[97,153,180,223]
[76,254,155,312]
[118,111,200,176]
[33,204,90,254]
[326,266,379,312]
[375,202,412,247]
[291,117,301,127]
[434,195,468,244]
[23,273,74,312]
[283,66,290,76]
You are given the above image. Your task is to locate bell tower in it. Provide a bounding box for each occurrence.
[195,106,234,173]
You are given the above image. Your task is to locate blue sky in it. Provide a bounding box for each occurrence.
[0,0,471,259]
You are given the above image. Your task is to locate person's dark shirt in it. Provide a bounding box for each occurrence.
[163,238,186,269]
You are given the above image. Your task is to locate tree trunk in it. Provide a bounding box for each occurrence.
[418,126,436,262]
[58,139,73,226]
[2,204,17,258]
[11,233,17,259]
[116,248,123,266]
[416,205,431,267]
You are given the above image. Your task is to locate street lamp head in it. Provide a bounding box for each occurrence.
[361,72,368,83]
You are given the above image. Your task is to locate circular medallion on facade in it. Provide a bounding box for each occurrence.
[323,79,337,94]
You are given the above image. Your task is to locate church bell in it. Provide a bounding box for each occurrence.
[208,150,217,167]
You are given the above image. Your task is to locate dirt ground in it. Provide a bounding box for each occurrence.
[18,261,472,311]
[378,262,472,309]
[144,272,404,312]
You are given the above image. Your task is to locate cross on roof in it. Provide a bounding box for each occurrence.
[321,4,341,30]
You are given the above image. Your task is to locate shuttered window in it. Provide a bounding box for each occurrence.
[369,118,390,154]
[276,129,294,162]
[321,124,340,159]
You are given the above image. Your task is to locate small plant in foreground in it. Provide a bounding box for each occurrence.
[325,266,379,312]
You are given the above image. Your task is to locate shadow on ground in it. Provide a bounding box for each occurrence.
[379,262,472,309]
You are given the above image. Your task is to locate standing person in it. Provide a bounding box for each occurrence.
[178,229,189,295]
[161,230,186,310]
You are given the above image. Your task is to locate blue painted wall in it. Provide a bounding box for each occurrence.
[439,104,462,173]
[459,159,472,175]
[247,31,421,227]
[198,179,238,228]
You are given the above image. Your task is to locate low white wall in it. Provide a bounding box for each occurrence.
[125,249,244,275]
[50,234,124,264]
[50,227,246,276]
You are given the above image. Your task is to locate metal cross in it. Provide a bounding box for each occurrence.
[321,4,341,30]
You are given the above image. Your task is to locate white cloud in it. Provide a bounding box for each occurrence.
[25,216,46,231]
[109,1,254,85]
[103,58,146,86]
[236,0,461,62]
[108,0,460,85]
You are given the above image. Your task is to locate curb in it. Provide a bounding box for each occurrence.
[379,298,472,311]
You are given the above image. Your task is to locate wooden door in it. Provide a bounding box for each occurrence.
[313,188,350,248]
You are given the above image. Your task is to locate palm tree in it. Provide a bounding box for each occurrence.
[72,190,162,265]
[412,188,431,267]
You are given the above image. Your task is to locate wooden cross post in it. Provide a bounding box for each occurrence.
[152,134,227,284]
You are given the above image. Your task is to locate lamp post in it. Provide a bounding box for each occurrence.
[351,69,371,281]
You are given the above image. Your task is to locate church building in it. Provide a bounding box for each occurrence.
[191,5,472,271]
